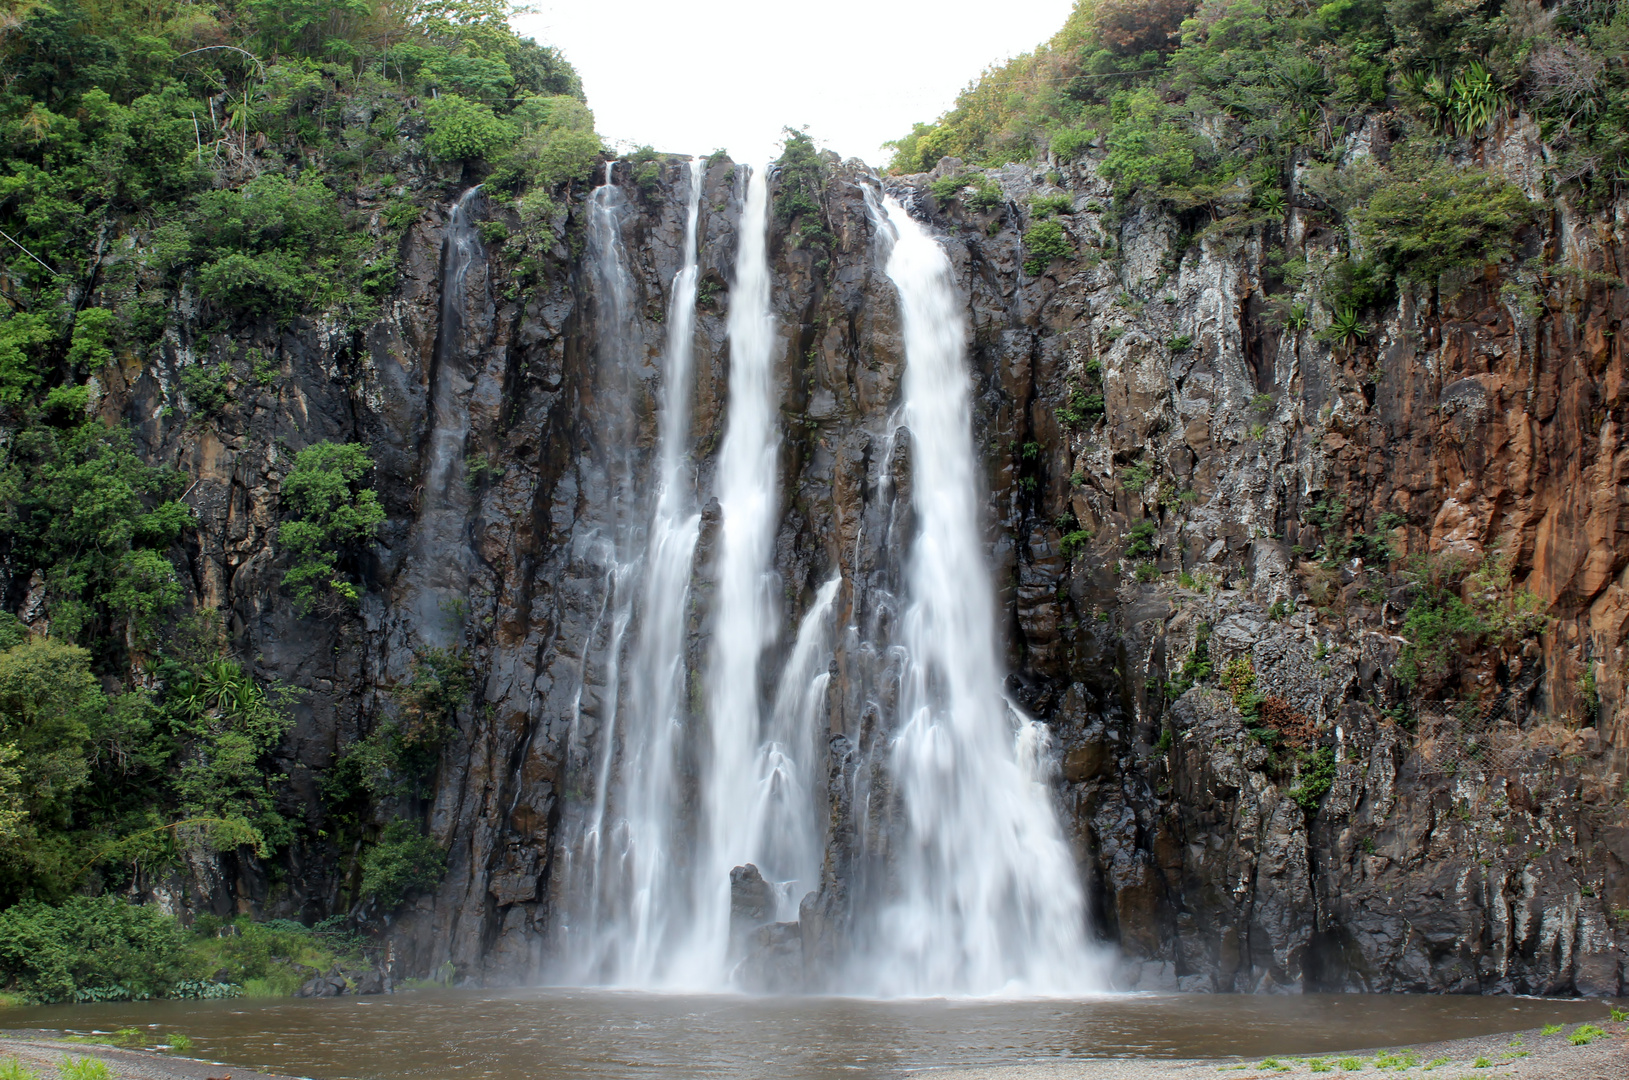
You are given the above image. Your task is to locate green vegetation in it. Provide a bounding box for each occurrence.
[0,0,545,990]
[0,895,187,1003]
[886,0,1567,301]
[278,441,386,615]
[1540,1024,1564,1036]
[1394,549,1547,692]
[0,896,368,1003]
[1569,1023,1607,1045]
[1289,747,1338,811]
[189,915,363,997]
[359,819,447,908]
[55,1060,110,1080]
[774,129,832,252]
[1058,358,1105,427]
[1125,519,1157,558]
[1022,218,1074,275]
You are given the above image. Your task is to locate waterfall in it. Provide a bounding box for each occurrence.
[406,186,484,644]
[555,163,650,981]
[607,157,706,984]
[861,189,1104,997]
[684,164,782,982]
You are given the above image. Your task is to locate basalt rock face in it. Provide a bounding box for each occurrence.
[111,134,1629,995]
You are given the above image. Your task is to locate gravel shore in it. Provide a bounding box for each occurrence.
[0,1033,300,1080]
[917,1019,1628,1080]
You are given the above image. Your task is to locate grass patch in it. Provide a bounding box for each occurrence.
[1569,1023,1607,1045]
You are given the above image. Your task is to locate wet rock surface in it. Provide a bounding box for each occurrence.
[106,144,1629,995]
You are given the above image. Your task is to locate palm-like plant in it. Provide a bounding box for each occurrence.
[1329,306,1366,349]
[1448,62,1504,136]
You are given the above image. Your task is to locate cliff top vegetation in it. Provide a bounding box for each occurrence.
[888,0,1622,208]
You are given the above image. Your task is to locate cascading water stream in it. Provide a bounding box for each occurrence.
[606,157,707,985]
[752,573,841,919]
[556,164,648,980]
[861,188,1105,997]
[683,163,783,983]
[406,186,484,644]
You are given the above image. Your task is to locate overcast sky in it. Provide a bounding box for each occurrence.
[512,1,1077,167]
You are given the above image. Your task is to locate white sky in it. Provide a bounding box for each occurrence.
[512,1,1078,167]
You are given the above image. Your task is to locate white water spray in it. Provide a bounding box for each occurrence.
[863,189,1105,997]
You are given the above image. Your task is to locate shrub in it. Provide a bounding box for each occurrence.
[360,819,447,909]
[187,916,360,996]
[1022,218,1074,274]
[424,94,514,161]
[1049,127,1094,161]
[1058,385,1104,427]
[1289,747,1337,811]
[1125,519,1157,557]
[1030,193,1073,218]
[964,176,1003,212]
[1355,158,1534,286]
[178,362,232,415]
[1100,89,1195,197]
[192,172,366,324]
[0,896,189,1003]
[1134,562,1160,582]
[278,442,386,615]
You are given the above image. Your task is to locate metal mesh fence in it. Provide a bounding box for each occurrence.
[1408,668,1563,778]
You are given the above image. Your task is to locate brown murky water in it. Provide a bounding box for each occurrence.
[2,989,1620,1079]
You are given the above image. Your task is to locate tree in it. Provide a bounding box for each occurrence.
[278,442,386,615]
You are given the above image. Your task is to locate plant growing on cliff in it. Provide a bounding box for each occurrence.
[424,93,515,161]
[0,422,193,650]
[278,442,386,616]
[360,819,447,909]
[1124,519,1157,558]
[1021,218,1074,275]
[774,128,831,248]
[1395,548,1547,692]
[1288,747,1337,812]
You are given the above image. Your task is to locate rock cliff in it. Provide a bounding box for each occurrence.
[100,127,1629,996]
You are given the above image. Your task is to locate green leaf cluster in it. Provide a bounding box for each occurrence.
[278,442,386,616]
[359,819,447,909]
[0,895,187,1003]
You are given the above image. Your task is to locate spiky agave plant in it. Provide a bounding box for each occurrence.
[1329,306,1366,349]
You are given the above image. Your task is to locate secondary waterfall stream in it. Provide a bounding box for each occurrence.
[861,191,1103,996]
[402,186,484,645]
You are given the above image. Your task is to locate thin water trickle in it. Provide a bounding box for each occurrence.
[406,186,484,644]
[860,189,1107,996]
